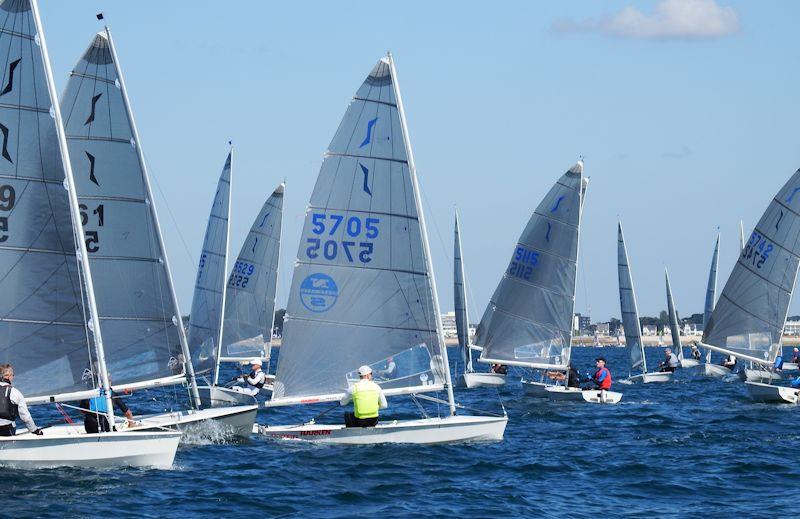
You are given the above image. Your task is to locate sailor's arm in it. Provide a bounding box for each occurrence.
[378,389,388,409]
[340,386,354,405]
[13,390,38,432]
[246,371,265,386]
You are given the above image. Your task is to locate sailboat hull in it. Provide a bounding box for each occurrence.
[679,358,700,368]
[460,372,506,389]
[743,368,781,383]
[626,371,673,384]
[198,385,260,407]
[544,386,623,404]
[521,380,550,397]
[0,430,181,469]
[701,363,731,378]
[745,381,799,403]
[129,405,258,439]
[256,415,507,444]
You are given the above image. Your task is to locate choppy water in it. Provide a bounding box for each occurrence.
[4,346,800,518]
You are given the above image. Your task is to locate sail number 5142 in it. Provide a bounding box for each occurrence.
[306,213,380,263]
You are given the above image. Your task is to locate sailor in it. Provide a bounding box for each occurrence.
[231,358,267,396]
[690,344,702,361]
[79,377,136,433]
[491,364,508,375]
[659,348,679,372]
[340,365,387,428]
[0,364,42,437]
[791,374,800,389]
[792,348,800,364]
[376,356,397,380]
[546,363,581,388]
[773,355,784,372]
[721,355,737,369]
[590,358,613,391]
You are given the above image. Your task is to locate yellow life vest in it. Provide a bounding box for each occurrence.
[352,379,381,419]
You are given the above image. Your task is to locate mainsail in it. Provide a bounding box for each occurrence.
[477,162,586,370]
[187,153,232,375]
[702,234,720,363]
[453,210,471,372]
[271,56,448,405]
[220,183,284,365]
[702,170,800,365]
[665,269,682,357]
[61,30,197,397]
[0,0,95,399]
[617,222,647,375]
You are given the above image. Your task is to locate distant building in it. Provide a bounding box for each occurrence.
[573,313,591,335]
[642,324,658,336]
[596,322,610,335]
[785,320,800,336]
[441,311,457,338]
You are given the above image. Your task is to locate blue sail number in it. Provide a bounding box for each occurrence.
[742,231,773,269]
[507,245,539,280]
[306,213,379,264]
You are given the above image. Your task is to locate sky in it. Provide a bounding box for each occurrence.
[39,0,800,323]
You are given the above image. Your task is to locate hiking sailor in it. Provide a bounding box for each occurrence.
[340,365,387,427]
[79,375,136,433]
[659,348,679,372]
[0,364,43,437]
[231,358,267,396]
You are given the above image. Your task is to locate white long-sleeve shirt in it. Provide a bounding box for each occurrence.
[340,380,388,408]
[244,369,266,388]
[0,382,38,432]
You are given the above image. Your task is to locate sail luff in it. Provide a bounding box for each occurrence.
[453,210,472,373]
[387,53,455,415]
[565,172,588,367]
[703,234,720,363]
[32,0,115,421]
[665,268,682,356]
[103,27,200,407]
[264,182,284,371]
[617,222,646,375]
[211,147,233,386]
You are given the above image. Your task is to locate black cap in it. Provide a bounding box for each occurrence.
[595,357,606,363]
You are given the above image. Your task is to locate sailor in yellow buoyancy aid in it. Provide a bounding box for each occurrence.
[340,365,387,428]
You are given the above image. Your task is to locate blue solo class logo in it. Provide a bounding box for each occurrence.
[300,273,339,312]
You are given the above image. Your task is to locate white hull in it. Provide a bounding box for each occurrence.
[743,368,781,383]
[701,363,731,378]
[626,371,673,384]
[0,430,181,469]
[198,385,259,407]
[745,381,799,404]
[460,372,506,389]
[256,415,507,444]
[521,380,550,397]
[680,358,700,368]
[544,386,623,404]
[783,362,799,373]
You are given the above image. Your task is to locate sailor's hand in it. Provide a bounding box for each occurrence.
[127,419,137,428]
[237,376,245,383]
[32,428,43,436]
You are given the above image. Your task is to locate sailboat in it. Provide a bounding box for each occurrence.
[59,27,256,437]
[0,0,181,468]
[699,234,731,378]
[254,55,506,443]
[699,170,800,402]
[666,269,695,368]
[194,175,285,407]
[453,211,504,388]
[618,222,672,383]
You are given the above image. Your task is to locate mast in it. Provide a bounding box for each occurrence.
[32,0,114,424]
[103,27,201,408]
[388,53,456,416]
[212,146,234,386]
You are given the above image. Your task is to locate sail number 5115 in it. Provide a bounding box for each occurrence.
[306,213,380,263]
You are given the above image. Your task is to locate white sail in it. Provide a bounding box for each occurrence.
[703,170,800,365]
[60,30,199,402]
[187,153,231,376]
[665,269,682,357]
[617,222,647,375]
[453,211,472,372]
[702,234,720,363]
[220,183,284,364]
[271,56,449,406]
[477,162,586,370]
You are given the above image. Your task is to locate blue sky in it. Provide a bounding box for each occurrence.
[40,1,800,322]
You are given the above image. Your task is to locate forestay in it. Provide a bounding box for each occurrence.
[221,183,284,363]
[618,222,647,375]
[0,0,92,398]
[453,211,471,372]
[271,57,446,404]
[477,162,586,369]
[665,269,682,354]
[703,170,800,364]
[61,32,186,387]
[187,153,231,375]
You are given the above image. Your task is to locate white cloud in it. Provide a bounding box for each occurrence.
[553,0,740,40]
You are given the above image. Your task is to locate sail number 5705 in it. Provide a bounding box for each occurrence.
[306,213,380,263]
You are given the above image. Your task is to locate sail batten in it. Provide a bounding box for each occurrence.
[703,169,800,364]
[272,56,447,403]
[476,162,585,369]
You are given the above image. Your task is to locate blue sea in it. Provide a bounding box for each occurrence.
[4,345,800,518]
